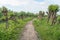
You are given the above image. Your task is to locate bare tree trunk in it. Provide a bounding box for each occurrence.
[47,14,50,23]
[54,12,57,24]
[6,13,8,29]
[51,12,56,25]
[47,11,51,23]
[50,12,54,25]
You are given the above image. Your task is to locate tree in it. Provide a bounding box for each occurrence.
[2,6,8,28]
[38,11,45,20]
[0,8,3,18]
[48,4,59,25]
[19,11,26,19]
[10,14,16,20]
[46,11,51,23]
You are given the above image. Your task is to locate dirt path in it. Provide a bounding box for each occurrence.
[20,20,38,40]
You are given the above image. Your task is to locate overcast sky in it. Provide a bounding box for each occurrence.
[0,0,60,13]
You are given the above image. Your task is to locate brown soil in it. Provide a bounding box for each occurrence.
[20,20,38,40]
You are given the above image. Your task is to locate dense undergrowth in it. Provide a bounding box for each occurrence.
[33,18,60,40]
[0,17,33,40]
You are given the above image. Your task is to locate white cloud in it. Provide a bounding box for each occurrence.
[0,0,28,6]
[0,0,60,13]
[40,2,45,5]
[0,0,46,6]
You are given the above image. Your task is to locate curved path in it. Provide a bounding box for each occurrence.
[20,20,38,40]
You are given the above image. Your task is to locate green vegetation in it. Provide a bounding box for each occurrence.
[33,4,60,40]
[33,17,60,40]
[0,17,33,40]
[0,6,35,40]
[47,5,59,25]
[0,4,60,40]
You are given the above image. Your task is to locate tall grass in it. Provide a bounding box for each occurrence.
[33,18,60,40]
[0,17,33,40]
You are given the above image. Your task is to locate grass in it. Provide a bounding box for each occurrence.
[0,17,33,40]
[33,18,60,40]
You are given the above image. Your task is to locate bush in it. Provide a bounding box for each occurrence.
[33,18,60,40]
[0,17,32,40]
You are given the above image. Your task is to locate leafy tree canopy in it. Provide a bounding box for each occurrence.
[48,4,59,12]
